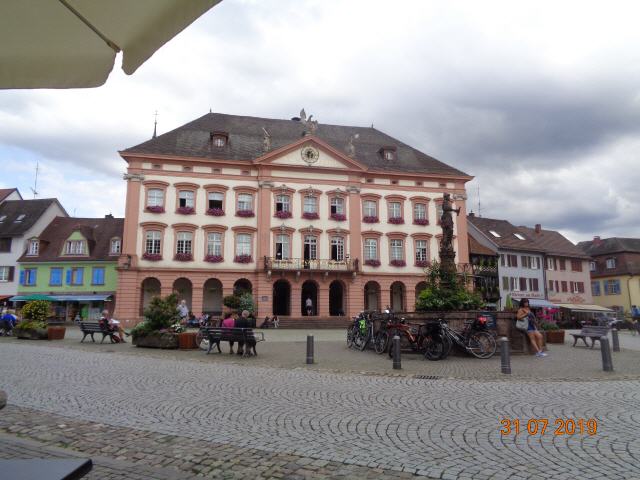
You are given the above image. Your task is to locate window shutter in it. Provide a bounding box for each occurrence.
[66,269,72,285]
[30,269,37,285]
[19,270,25,285]
[8,266,14,281]
[77,268,84,285]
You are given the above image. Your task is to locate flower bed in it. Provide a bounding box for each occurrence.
[364,259,381,267]
[330,213,346,221]
[206,208,225,216]
[234,254,253,263]
[176,206,195,215]
[362,216,379,223]
[413,218,429,225]
[204,254,223,263]
[275,210,292,219]
[302,212,319,220]
[174,253,193,262]
[415,260,430,268]
[146,206,165,213]
[236,210,255,217]
[142,253,162,261]
[388,217,404,224]
[390,259,406,267]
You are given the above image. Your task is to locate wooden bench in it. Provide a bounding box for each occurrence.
[79,322,118,344]
[571,326,609,348]
[202,327,265,356]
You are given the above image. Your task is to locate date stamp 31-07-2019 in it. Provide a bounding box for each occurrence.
[499,418,598,436]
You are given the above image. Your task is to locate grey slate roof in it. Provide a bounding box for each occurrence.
[578,237,640,256]
[518,226,591,259]
[122,112,469,177]
[0,199,61,237]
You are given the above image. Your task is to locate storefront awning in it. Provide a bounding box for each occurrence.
[10,294,112,302]
[511,298,558,308]
[555,304,614,313]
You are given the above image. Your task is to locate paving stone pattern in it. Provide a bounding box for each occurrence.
[2,343,640,479]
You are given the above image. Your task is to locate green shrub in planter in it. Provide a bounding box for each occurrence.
[540,322,559,331]
[131,293,179,339]
[21,300,51,323]
[238,292,254,314]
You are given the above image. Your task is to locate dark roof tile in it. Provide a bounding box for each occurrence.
[467,215,544,252]
[517,226,591,259]
[0,199,61,237]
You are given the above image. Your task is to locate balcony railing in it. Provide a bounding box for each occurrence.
[264,257,359,272]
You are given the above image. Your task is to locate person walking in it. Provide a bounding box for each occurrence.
[517,299,546,357]
[305,297,313,316]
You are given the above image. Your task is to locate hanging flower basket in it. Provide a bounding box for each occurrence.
[390,259,406,267]
[176,206,195,215]
[415,260,430,267]
[142,253,162,261]
[330,213,346,221]
[206,208,225,216]
[204,255,224,263]
[363,216,379,223]
[388,217,404,224]
[302,212,319,220]
[275,210,292,219]
[234,254,253,264]
[146,206,165,213]
[174,253,193,262]
[413,218,429,226]
[236,210,255,217]
[364,259,381,267]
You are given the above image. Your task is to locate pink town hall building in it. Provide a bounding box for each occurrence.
[114,111,473,324]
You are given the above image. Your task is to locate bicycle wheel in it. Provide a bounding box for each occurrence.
[423,337,444,361]
[358,330,370,351]
[467,331,497,359]
[374,331,389,354]
[346,326,355,348]
[439,332,452,359]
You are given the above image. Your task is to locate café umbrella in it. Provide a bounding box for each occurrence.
[0,0,221,89]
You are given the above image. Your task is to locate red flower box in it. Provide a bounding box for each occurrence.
[142,253,162,261]
[413,218,429,226]
[415,260,430,267]
[363,216,379,223]
[145,206,165,213]
[275,210,292,219]
[174,252,193,261]
[390,259,406,267]
[302,212,319,220]
[204,255,223,263]
[177,206,195,215]
[234,254,253,264]
[236,210,255,218]
[330,213,346,221]
[388,217,404,224]
[206,208,225,216]
[364,259,381,267]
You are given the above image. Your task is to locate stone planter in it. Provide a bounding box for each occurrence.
[47,326,66,340]
[15,327,49,340]
[178,332,198,350]
[544,329,565,344]
[132,331,179,349]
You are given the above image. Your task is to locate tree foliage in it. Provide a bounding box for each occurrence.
[238,292,254,314]
[132,293,179,336]
[21,300,51,324]
[415,261,483,311]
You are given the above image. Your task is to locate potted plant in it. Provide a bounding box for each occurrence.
[131,293,180,349]
[541,321,565,344]
[15,300,53,340]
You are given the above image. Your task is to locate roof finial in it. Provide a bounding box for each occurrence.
[152,110,158,139]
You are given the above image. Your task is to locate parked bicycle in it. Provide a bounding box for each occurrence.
[438,316,496,359]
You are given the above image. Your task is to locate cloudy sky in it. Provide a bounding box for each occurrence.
[1,0,639,242]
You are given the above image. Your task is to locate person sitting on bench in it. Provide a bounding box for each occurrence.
[517,298,546,357]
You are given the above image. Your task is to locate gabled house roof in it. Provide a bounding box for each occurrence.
[18,216,124,263]
[517,226,591,259]
[468,234,498,256]
[122,112,470,178]
[0,188,20,202]
[467,215,544,253]
[0,198,65,237]
[577,237,640,256]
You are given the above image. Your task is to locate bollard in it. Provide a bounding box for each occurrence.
[392,335,401,370]
[499,337,511,375]
[600,336,614,372]
[611,328,620,352]
[306,335,314,364]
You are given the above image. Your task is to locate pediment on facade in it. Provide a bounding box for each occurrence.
[254,136,367,172]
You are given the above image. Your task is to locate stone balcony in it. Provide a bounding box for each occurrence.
[264,257,359,273]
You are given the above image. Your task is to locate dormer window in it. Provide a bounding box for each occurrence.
[489,230,501,238]
[27,239,39,256]
[379,146,396,161]
[110,238,121,255]
[14,214,25,223]
[65,240,85,255]
[210,131,228,148]
[514,233,525,240]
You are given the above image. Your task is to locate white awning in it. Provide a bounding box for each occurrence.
[555,304,614,313]
[511,298,558,308]
[0,0,220,89]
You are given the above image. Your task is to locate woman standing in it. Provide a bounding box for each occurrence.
[517,299,546,357]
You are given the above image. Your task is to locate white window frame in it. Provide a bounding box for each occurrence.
[364,200,377,217]
[65,240,85,255]
[176,232,193,254]
[303,196,317,214]
[208,192,224,209]
[237,194,253,211]
[414,203,427,220]
[0,266,9,282]
[390,239,403,261]
[389,201,402,218]
[331,236,345,261]
[110,238,121,255]
[178,190,194,208]
[27,239,39,256]
[147,188,164,207]
[236,233,251,256]
[415,240,428,262]
[275,234,290,259]
[364,238,378,260]
[606,258,616,269]
[304,235,317,260]
[145,231,161,255]
[207,232,222,256]
[330,197,345,215]
[275,194,291,213]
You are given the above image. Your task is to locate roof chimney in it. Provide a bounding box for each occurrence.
[105,214,114,219]
[534,224,541,234]
[593,235,602,246]
[468,211,475,218]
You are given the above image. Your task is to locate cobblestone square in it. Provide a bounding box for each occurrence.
[1,335,640,479]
